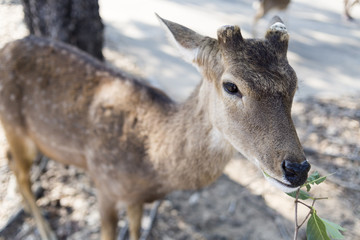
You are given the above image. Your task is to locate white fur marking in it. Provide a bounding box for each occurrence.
[221,73,237,82]
[262,172,298,193]
[176,41,199,64]
[209,127,225,151]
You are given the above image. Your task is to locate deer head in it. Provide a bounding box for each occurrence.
[158,15,310,192]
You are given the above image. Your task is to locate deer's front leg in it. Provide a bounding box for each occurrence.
[97,191,119,240]
[5,131,57,240]
[127,203,143,240]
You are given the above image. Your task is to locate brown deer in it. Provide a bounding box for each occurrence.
[253,0,291,36]
[0,15,310,240]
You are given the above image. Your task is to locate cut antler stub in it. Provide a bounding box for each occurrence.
[217,25,244,48]
[265,17,289,55]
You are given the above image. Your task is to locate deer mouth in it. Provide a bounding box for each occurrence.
[262,171,299,193]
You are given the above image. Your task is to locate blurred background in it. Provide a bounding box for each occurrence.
[0,0,359,239]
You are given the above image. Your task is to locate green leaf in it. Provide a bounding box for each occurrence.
[307,210,330,240]
[303,171,334,192]
[306,171,327,185]
[303,171,321,192]
[307,171,321,183]
[286,189,311,200]
[320,217,346,239]
[314,176,327,185]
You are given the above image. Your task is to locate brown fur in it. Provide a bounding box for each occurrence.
[253,0,291,36]
[0,16,307,240]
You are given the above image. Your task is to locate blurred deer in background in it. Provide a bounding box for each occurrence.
[253,0,291,36]
[0,14,310,240]
[345,0,359,20]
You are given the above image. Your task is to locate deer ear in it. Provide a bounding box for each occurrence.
[265,16,289,56]
[156,13,206,64]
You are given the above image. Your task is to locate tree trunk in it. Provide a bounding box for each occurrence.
[21,0,104,60]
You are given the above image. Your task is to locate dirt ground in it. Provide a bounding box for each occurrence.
[0,0,360,240]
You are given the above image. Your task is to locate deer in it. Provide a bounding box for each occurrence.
[253,0,291,36]
[0,14,310,240]
[345,0,359,20]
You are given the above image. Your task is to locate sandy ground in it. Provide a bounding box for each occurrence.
[99,0,360,101]
[0,0,359,239]
[1,0,359,100]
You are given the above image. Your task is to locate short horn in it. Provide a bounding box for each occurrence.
[265,16,289,56]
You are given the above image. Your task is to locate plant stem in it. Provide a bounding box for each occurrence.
[296,200,313,210]
[294,189,300,240]
[294,193,324,239]
[314,197,328,201]
[298,211,312,229]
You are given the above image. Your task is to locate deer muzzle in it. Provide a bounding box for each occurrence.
[282,159,311,187]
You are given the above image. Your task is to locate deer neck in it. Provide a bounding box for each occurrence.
[150,83,235,191]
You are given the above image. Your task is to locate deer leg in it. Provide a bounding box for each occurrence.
[98,191,119,240]
[252,5,265,37]
[344,0,351,19]
[127,203,143,240]
[345,0,359,20]
[5,131,56,240]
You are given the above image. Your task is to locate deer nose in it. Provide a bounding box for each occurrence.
[282,160,311,187]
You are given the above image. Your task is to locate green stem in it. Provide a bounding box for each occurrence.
[294,189,300,240]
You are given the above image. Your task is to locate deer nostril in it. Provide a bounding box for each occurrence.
[282,160,311,187]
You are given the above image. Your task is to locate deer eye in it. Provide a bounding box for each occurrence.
[223,82,242,97]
